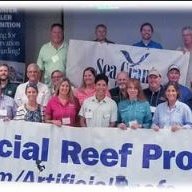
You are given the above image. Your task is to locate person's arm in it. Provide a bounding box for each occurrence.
[109,101,118,128]
[44,114,62,127]
[79,116,87,127]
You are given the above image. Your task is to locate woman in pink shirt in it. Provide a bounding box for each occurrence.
[74,67,110,105]
[45,78,80,127]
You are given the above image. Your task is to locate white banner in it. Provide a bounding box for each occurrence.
[0,121,192,188]
[66,40,190,89]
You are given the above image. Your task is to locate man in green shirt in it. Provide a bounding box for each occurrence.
[0,63,18,98]
[37,23,68,87]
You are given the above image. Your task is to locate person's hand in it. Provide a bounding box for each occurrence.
[130,122,140,130]
[118,123,127,130]
[52,120,62,127]
[171,124,182,132]
[152,124,160,132]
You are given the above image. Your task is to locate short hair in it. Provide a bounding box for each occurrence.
[95,74,108,85]
[126,78,146,101]
[51,70,64,78]
[164,82,180,100]
[0,63,9,71]
[81,67,97,88]
[95,24,107,31]
[140,22,154,33]
[50,23,63,31]
[27,63,40,72]
[182,26,192,33]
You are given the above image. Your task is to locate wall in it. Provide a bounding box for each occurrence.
[64,10,192,50]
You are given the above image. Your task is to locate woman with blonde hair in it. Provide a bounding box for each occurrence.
[45,78,80,127]
[118,78,152,129]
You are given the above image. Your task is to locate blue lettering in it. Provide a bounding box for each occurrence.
[0,140,12,157]
[163,150,175,169]
[23,171,34,182]
[119,143,133,167]
[82,147,99,166]
[61,140,81,164]
[176,151,192,170]
[142,144,162,168]
[22,142,39,160]
[100,149,118,166]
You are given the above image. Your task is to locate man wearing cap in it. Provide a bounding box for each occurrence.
[143,68,165,114]
[167,64,192,108]
[109,71,129,104]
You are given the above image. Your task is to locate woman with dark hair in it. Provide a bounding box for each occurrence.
[14,83,44,122]
[118,78,152,129]
[152,82,192,131]
[74,67,97,105]
[45,78,80,127]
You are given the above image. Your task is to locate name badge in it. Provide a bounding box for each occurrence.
[62,117,71,125]
[150,106,156,113]
[0,109,7,116]
[129,120,138,127]
[52,55,59,63]
[85,111,93,119]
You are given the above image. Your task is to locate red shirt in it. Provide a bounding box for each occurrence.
[45,96,80,126]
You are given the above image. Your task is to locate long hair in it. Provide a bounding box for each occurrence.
[55,78,76,103]
[81,67,97,88]
[126,78,146,101]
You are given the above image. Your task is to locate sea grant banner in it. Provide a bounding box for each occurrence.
[0,8,25,83]
[0,121,192,188]
[66,40,190,89]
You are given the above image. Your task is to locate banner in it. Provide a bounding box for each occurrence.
[0,120,192,188]
[66,40,190,89]
[0,8,25,83]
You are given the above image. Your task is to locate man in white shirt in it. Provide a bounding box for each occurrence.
[14,63,51,107]
[79,74,117,127]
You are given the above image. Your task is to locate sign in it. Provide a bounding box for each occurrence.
[0,8,25,83]
[0,121,192,188]
[66,40,190,89]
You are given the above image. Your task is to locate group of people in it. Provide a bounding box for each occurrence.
[0,61,192,132]
[0,21,192,132]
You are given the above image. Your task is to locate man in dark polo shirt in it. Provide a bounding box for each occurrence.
[143,68,165,114]
[109,71,129,104]
[0,63,18,98]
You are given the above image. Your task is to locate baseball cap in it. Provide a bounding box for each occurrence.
[168,65,180,72]
[148,68,161,77]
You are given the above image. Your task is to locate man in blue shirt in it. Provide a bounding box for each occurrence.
[133,22,163,49]
[167,64,192,109]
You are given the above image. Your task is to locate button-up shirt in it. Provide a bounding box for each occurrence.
[79,96,117,127]
[153,100,192,129]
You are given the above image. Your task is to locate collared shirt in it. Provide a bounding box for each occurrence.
[45,96,80,126]
[152,100,192,129]
[133,40,163,49]
[79,95,117,127]
[14,81,51,107]
[37,41,68,86]
[1,81,18,98]
[0,94,17,119]
[109,87,127,104]
[143,85,166,114]
[118,99,152,128]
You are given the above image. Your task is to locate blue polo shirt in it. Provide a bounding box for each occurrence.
[133,40,163,49]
